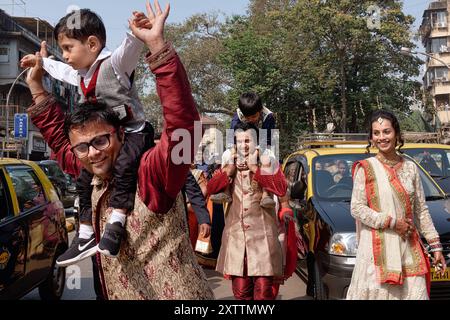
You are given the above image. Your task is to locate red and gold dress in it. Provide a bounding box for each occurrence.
[347,156,440,300]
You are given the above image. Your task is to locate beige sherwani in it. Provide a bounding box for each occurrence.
[216,169,284,277]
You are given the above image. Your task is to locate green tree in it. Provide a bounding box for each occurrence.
[135,12,233,132]
[220,0,421,155]
[134,0,422,157]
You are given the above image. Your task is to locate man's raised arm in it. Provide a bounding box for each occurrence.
[130,2,200,213]
[25,52,81,178]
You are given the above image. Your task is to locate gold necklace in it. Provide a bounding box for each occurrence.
[376,154,401,167]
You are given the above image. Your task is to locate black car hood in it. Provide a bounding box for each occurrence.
[313,198,450,239]
[313,199,354,233]
[426,199,450,240]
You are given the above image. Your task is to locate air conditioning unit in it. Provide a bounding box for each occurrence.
[440,45,449,53]
[435,22,448,28]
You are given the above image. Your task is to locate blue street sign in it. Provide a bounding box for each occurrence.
[14,113,28,140]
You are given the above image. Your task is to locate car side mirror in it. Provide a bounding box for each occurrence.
[290,180,306,201]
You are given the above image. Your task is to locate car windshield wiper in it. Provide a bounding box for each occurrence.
[426,195,446,201]
[434,176,450,181]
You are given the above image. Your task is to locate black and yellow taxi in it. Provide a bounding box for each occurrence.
[0,159,68,300]
[402,143,450,195]
[282,136,450,300]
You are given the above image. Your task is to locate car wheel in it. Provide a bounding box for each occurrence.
[313,259,327,300]
[38,250,66,300]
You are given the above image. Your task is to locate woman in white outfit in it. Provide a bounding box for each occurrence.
[347,110,446,300]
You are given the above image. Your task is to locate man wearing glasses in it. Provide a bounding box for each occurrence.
[23,3,214,300]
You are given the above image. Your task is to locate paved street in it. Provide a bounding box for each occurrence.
[23,231,309,300]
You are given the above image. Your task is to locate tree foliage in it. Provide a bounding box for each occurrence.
[135,0,422,156]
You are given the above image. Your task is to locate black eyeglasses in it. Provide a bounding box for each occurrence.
[71,130,116,159]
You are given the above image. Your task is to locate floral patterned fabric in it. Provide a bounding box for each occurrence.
[347,157,439,300]
[92,178,215,300]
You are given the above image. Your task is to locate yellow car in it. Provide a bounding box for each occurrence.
[402,143,450,195]
[0,159,68,300]
[282,140,450,300]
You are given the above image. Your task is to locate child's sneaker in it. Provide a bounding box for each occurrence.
[56,233,97,267]
[97,222,125,257]
[209,192,232,204]
[260,196,276,209]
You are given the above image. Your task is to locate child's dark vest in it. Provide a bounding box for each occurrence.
[78,57,146,132]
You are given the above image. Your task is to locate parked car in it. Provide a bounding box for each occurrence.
[0,159,68,300]
[36,160,76,208]
[402,143,450,195]
[283,141,450,300]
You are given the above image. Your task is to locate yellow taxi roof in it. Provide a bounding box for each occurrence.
[288,147,371,158]
[0,158,34,166]
[402,143,450,149]
[286,142,450,163]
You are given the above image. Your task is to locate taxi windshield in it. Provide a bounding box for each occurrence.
[312,154,443,201]
[403,148,450,179]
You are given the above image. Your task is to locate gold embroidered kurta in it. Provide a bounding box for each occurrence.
[92,178,215,300]
[216,169,284,277]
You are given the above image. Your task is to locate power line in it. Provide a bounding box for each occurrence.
[0,0,26,16]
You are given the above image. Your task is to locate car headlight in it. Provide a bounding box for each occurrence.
[328,233,358,257]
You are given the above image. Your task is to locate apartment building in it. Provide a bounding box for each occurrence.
[420,1,450,112]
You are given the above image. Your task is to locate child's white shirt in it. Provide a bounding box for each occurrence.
[42,32,144,90]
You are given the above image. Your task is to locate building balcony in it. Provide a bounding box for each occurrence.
[0,9,62,60]
[426,53,450,68]
[431,81,450,96]
[428,1,448,11]
[429,28,450,38]
[420,1,449,42]
[420,21,450,43]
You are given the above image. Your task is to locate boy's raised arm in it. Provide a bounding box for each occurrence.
[21,41,78,86]
[110,32,144,86]
[42,57,79,86]
[25,52,81,177]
